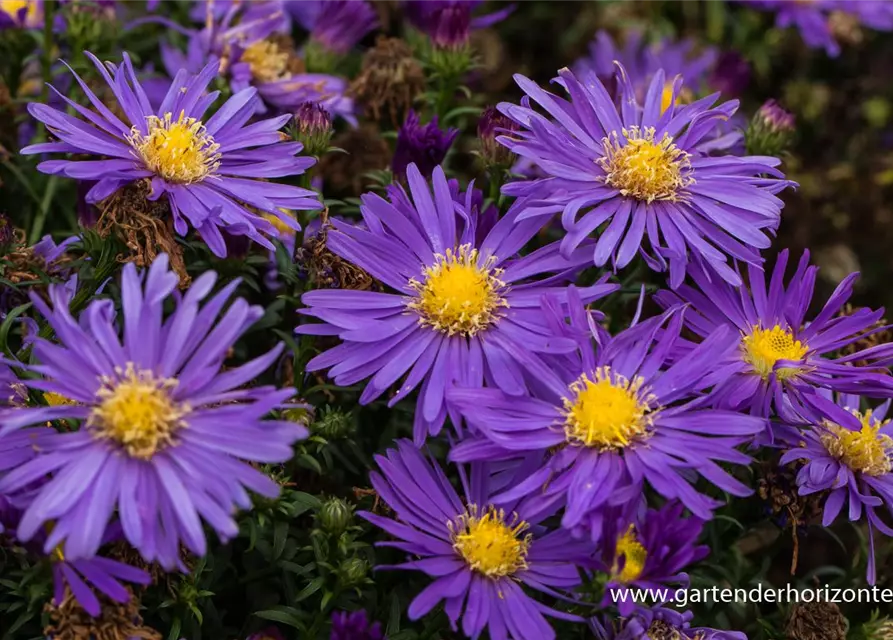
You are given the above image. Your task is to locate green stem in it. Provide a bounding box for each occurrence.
[28,175,58,244]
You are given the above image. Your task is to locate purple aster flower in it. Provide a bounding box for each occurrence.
[158,2,355,122]
[498,65,794,288]
[331,610,385,640]
[0,254,308,568]
[591,606,746,640]
[449,288,763,537]
[655,250,893,431]
[575,30,720,102]
[21,52,320,258]
[780,391,893,584]
[403,0,515,49]
[598,502,708,616]
[392,110,459,179]
[288,0,379,55]
[361,440,590,640]
[0,0,42,29]
[297,164,617,443]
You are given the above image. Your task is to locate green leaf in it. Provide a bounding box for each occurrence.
[0,302,32,358]
[255,606,305,629]
[273,520,289,560]
[295,576,325,602]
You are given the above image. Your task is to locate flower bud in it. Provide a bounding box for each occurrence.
[392,110,458,179]
[745,100,795,156]
[311,408,354,439]
[338,557,369,586]
[294,102,333,157]
[317,497,353,534]
[477,106,517,172]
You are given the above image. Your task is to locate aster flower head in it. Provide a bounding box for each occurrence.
[297,163,617,443]
[575,30,720,101]
[498,65,794,288]
[591,606,747,640]
[0,254,307,568]
[331,610,385,640]
[655,250,893,430]
[392,110,459,179]
[159,2,355,122]
[288,0,379,55]
[449,288,764,539]
[362,440,590,640]
[780,391,893,584]
[404,0,515,49]
[599,502,708,616]
[22,52,320,258]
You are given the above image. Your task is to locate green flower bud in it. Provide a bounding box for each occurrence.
[318,497,353,534]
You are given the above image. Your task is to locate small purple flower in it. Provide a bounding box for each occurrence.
[598,502,708,616]
[0,254,308,568]
[655,250,893,431]
[392,110,459,179]
[781,391,893,584]
[22,52,320,257]
[288,0,379,54]
[331,610,385,640]
[362,440,590,640]
[297,164,617,443]
[449,289,763,538]
[591,606,746,640]
[404,0,514,49]
[498,65,794,288]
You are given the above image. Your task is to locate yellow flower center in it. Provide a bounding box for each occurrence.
[821,409,893,477]
[450,505,531,578]
[562,367,654,450]
[87,364,188,460]
[0,0,38,21]
[241,38,291,83]
[599,126,693,203]
[742,325,808,381]
[407,244,508,337]
[128,110,221,184]
[613,524,647,583]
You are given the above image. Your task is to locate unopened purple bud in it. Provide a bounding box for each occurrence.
[478,106,517,170]
[392,110,458,179]
[294,102,333,156]
[757,99,795,133]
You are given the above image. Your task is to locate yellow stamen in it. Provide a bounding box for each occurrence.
[562,367,654,450]
[407,244,508,337]
[128,110,221,184]
[613,524,647,583]
[241,39,291,83]
[88,364,188,459]
[742,324,808,381]
[450,505,531,578]
[822,409,893,477]
[660,83,694,115]
[599,126,693,203]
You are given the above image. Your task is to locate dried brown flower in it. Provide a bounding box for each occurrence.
[785,601,848,640]
[296,210,378,291]
[350,36,424,125]
[838,303,891,369]
[97,180,190,287]
[44,587,161,640]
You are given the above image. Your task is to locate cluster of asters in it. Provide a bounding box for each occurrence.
[1,1,893,639]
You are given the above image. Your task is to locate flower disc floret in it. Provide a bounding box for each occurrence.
[88,364,188,460]
[128,111,221,184]
[407,244,508,337]
[821,410,893,477]
[599,126,693,203]
[562,367,654,449]
[742,324,807,381]
[450,505,531,579]
[241,38,292,83]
